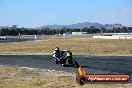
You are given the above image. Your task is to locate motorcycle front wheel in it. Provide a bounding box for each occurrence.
[68,59,79,68]
[73,61,79,68]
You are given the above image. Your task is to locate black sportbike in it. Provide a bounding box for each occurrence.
[54,57,79,68]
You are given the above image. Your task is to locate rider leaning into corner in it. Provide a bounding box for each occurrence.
[53,47,61,61]
[53,47,75,66]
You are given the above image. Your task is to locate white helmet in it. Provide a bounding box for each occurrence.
[55,47,59,51]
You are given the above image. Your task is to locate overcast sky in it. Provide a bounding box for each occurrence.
[0,0,132,27]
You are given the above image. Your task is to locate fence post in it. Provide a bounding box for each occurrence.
[34,35,37,39]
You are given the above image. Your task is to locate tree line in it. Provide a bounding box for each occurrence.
[0,26,132,36]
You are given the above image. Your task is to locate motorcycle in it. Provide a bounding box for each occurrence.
[67,57,79,68]
[54,57,79,68]
[53,50,79,68]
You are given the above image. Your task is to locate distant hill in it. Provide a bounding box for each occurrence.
[44,22,104,29]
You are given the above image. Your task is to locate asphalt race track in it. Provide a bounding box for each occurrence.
[0,55,132,75]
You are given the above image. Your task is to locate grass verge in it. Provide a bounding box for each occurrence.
[0,65,131,88]
[0,35,132,55]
